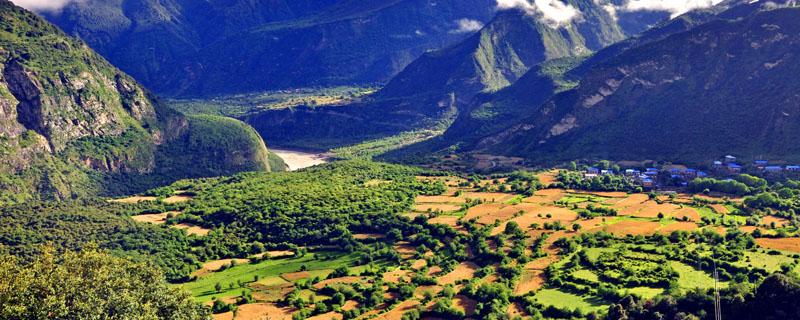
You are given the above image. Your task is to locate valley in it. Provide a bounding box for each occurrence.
[104,163,800,319]
[4,0,800,319]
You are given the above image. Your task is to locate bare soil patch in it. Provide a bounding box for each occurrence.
[163,195,193,204]
[438,262,479,285]
[376,300,420,320]
[214,303,294,320]
[174,223,211,236]
[463,203,507,222]
[281,271,311,281]
[453,295,477,315]
[762,215,790,228]
[383,269,411,284]
[413,203,462,212]
[657,221,699,234]
[252,250,295,259]
[523,188,566,204]
[110,196,157,204]
[461,192,515,203]
[416,195,466,204]
[394,242,417,259]
[600,220,662,236]
[710,204,729,214]
[130,211,179,224]
[307,312,343,320]
[428,215,460,228]
[353,233,385,240]
[312,276,363,290]
[756,238,800,252]
[193,258,250,277]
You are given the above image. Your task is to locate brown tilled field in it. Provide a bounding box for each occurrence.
[174,223,211,236]
[599,220,662,236]
[523,188,566,204]
[438,262,479,285]
[193,258,250,277]
[110,196,157,204]
[755,238,800,252]
[762,215,790,227]
[130,211,179,224]
[163,195,193,204]
[415,195,466,204]
[413,203,462,212]
[312,276,363,290]
[212,302,294,320]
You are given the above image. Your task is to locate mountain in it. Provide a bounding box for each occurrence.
[0,0,280,204]
[479,2,800,164]
[45,0,497,97]
[243,0,670,154]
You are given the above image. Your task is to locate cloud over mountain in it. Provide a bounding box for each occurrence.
[451,18,485,33]
[11,0,82,12]
[497,0,582,26]
[621,0,724,17]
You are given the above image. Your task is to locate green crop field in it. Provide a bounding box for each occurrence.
[532,289,608,313]
[182,251,360,302]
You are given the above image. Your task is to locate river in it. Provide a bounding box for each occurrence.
[270,148,330,171]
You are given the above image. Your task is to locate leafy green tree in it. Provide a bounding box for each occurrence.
[0,248,209,319]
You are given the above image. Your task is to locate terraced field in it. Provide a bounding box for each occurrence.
[173,171,800,319]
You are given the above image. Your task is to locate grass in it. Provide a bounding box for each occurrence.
[572,269,600,283]
[732,250,796,272]
[625,287,664,299]
[670,261,725,290]
[532,289,608,313]
[583,247,616,263]
[181,251,360,302]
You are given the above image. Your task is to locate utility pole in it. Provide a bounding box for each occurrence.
[714,260,722,320]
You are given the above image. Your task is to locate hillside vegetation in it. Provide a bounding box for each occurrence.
[486,5,800,164]
[0,0,278,204]
[47,0,496,97]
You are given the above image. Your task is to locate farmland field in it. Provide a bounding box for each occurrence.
[110,164,800,319]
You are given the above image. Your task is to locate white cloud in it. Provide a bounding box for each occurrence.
[594,0,619,21]
[451,18,485,34]
[497,0,582,27]
[622,0,724,18]
[10,0,82,12]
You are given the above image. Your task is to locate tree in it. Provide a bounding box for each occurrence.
[215,282,223,293]
[572,223,582,232]
[0,249,210,319]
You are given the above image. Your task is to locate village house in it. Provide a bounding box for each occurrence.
[754,160,768,169]
[724,155,737,163]
[727,163,742,173]
[624,169,641,176]
[645,168,659,176]
[764,166,783,173]
[787,165,800,172]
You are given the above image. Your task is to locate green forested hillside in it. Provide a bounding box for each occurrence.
[0,0,277,204]
[47,0,496,96]
[484,5,800,164]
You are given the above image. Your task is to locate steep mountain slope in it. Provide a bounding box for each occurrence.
[0,0,277,204]
[244,0,669,154]
[379,3,628,100]
[46,0,496,96]
[482,4,800,164]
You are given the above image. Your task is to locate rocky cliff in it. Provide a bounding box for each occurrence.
[0,0,276,204]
